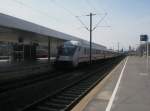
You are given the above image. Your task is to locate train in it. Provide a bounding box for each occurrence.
[56,40,120,67]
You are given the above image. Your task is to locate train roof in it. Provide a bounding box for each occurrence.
[0,13,106,50]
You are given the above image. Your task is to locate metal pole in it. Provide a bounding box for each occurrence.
[48,39,50,63]
[146,39,149,73]
[113,44,114,51]
[118,42,119,53]
[90,13,92,64]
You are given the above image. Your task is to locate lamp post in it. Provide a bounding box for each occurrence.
[140,34,149,73]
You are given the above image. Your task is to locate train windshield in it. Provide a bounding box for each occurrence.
[58,46,77,56]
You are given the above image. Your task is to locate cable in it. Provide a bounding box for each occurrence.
[85,0,108,16]
[49,0,90,31]
[12,0,61,22]
[85,0,97,12]
[92,13,107,31]
[50,0,76,17]
[75,16,89,31]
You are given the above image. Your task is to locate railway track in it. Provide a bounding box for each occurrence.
[0,57,124,111]
[0,70,66,93]
[22,57,123,111]
[0,57,114,93]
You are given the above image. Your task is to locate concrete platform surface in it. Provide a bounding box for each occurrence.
[83,56,150,111]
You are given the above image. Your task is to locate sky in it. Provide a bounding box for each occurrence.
[0,0,150,50]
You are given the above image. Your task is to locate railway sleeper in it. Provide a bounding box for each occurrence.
[36,105,60,111]
[63,91,83,95]
[44,102,67,108]
[50,98,71,104]
[67,88,85,92]
[56,95,75,100]
[61,92,81,97]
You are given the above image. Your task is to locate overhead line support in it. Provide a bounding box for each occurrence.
[86,13,96,64]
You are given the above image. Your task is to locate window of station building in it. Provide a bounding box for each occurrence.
[92,50,95,54]
[87,48,90,54]
[92,50,94,54]
[85,48,87,55]
[96,50,99,54]
[78,47,81,51]
[103,51,106,54]
[96,50,98,54]
[99,50,100,54]
[84,48,86,55]
[36,45,48,59]
[87,48,89,55]
[94,50,96,54]
[0,41,12,61]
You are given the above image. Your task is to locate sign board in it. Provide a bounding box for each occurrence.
[140,35,148,41]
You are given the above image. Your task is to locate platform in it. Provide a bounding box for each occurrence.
[73,56,150,111]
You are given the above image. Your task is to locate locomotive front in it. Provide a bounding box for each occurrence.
[56,40,80,67]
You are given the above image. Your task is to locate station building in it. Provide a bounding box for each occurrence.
[0,13,80,63]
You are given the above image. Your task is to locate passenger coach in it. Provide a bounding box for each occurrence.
[56,40,118,67]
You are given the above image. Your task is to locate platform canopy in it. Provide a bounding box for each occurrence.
[0,13,81,41]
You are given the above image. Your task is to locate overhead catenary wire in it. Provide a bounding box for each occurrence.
[75,16,90,31]
[12,0,62,22]
[85,0,107,14]
[50,0,76,17]
[14,0,91,36]
[49,0,90,31]
[92,13,107,31]
[50,0,109,32]
[85,0,97,12]
[13,0,109,33]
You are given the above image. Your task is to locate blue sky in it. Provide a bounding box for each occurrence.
[0,0,150,50]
